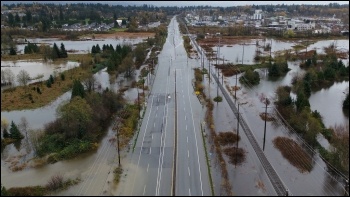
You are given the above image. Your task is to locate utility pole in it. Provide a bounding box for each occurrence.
[137,88,140,119]
[235,103,240,167]
[202,50,204,71]
[235,70,238,101]
[263,98,271,151]
[242,42,245,65]
[112,116,122,167]
[116,121,121,166]
[209,59,211,82]
[269,39,272,61]
[222,56,224,84]
[216,67,219,103]
[187,55,188,67]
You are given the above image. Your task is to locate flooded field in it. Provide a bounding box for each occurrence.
[16,38,146,54]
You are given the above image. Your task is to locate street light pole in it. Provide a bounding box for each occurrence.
[242,42,245,65]
[116,121,121,166]
[235,103,240,167]
[222,56,224,84]
[263,98,268,151]
[137,88,140,119]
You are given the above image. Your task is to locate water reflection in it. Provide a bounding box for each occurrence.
[309,81,349,128]
[211,38,349,66]
[17,38,146,54]
[1,60,79,87]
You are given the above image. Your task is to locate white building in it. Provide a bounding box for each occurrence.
[252,9,262,20]
[287,19,315,31]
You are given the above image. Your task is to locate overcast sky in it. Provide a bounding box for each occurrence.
[1,1,349,7]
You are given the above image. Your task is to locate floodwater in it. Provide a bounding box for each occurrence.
[203,59,346,195]
[1,34,348,195]
[17,38,146,54]
[1,60,79,87]
[1,39,153,194]
[213,38,349,66]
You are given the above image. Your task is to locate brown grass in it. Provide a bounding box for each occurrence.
[259,112,275,121]
[223,147,246,165]
[273,136,313,173]
[216,132,240,146]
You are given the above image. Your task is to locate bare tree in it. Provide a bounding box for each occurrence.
[6,69,15,87]
[28,129,44,155]
[17,69,30,87]
[1,69,5,84]
[83,74,97,93]
[19,116,29,138]
[2,68,15,86]
[1,118,9,131]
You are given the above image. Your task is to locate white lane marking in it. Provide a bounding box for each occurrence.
[150,147,152,154]
[189,188,191,196]
[152,134,153,140]
[186,66,204,195]
[188,166,190,176]
[186,125,187,131]
[143,185,146,195]
[147,163,149,172]
[156,65,171,196]
[131,95,155,195]
[188,150,189,158]
[154,122,155,128]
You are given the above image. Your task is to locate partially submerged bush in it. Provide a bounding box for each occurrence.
[216,131,240,146]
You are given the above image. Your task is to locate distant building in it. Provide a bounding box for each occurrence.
[252,9,263,20]
[116,20,122,26]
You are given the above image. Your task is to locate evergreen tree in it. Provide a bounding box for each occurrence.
[8,13,14,26]
[46,79,52,88]
[1,184,8,196]
[9,47,17,55]
[9,121,24,139]
[49,74,54,84]
[51,43,60,59]
[343,93,349,110]
[60,43,68,58]
[71,79,85,99]
[3,128,9,138]
[15,13,20,23]
[91,45,96,54]
[96,44,101,53]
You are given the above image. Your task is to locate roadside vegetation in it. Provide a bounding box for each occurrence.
[1,175,79,196]
[193,68,233,195]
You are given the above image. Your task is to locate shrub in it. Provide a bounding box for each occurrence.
[223,147,246,165]
[213,96,223,102]
[113,167,123,184]
[60,73,65,81]
[36,87,42,94]
[216,131,240,146]
[46,80,51,88]
[46,174,64,191]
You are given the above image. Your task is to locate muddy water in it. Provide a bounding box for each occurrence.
[204,60,346,195]
[212,38,349,66]
[1,60,79,87]
[1,62,151,195]
[17,38,146,54]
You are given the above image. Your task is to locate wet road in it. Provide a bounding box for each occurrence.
[117,16,211,196]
